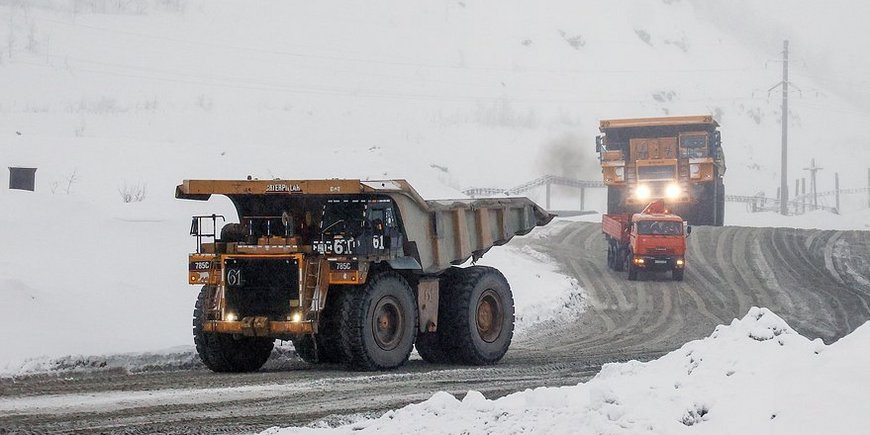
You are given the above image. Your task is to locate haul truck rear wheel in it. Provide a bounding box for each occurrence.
[440,266,514,365]
[339,273,417,370]
[192,286,274,373]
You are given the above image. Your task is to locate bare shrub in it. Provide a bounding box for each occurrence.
[119,181,147,203]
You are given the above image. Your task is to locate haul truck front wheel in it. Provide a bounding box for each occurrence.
[440,266,514,365]
[292,287,346,364]
[193,286,274,373]
[339,273,417,370]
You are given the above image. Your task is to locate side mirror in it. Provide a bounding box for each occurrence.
[686,225,692,236]
[595,136,604,153]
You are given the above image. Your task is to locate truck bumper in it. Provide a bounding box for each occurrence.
[633,256,684,271]
[202,319,315,336]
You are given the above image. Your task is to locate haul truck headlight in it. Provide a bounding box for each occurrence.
[634,184,651,200]
[225,312,237,322]
[665,183,682,199]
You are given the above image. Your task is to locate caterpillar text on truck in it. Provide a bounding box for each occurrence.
[176,178,554,372]
[596,115,726,226]
[603,200,691,281]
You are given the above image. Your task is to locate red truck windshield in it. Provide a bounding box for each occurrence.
[636,220,682,235]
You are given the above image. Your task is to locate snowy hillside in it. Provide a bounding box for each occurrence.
[3,0,869,202]
[1,0,868,368]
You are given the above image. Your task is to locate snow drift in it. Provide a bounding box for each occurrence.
[265,307,870,435]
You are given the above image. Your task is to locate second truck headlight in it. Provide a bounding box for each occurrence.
[665,183,682,199]
[635,184,651,200]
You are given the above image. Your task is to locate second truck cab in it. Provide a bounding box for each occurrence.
[603,200,689,281]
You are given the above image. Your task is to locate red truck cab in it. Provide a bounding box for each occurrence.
[603,200,690,281]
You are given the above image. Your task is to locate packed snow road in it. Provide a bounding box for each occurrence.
[1,221,869,434]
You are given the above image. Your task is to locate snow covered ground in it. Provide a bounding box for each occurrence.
[263,308,870,435]
[1,1,869,431]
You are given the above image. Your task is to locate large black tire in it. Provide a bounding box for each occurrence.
[220,223,247,243]
[291,335,319,364]
[673,269,685,281]
[339,273,418,370]
[626,253,638,281]
[716,178,726,226]
[607,186,622,214]
[693,184,716,226]
[193,286,274,373]
[415,268,461,364]
[415,332,453,364]
[613,245,625,272]
[439,266,515,365]
[292,287,347,364]
[606,243,615,270]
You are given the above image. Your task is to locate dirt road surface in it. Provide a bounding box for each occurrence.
[2,221,868,434]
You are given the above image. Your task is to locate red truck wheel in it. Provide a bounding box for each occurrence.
[626,254,638,281]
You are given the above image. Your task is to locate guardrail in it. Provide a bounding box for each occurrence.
[464,176,868,215]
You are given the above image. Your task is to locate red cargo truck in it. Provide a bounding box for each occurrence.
[603,200,690,281]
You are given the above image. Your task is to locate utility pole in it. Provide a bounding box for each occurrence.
[794,179,799,214]
[768,41,791,215]
[780,40,789,215]
[801,178,806,214]
[803,158,822,210]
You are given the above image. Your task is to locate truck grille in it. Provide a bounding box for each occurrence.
[224,257,299,320]
[637,165,676,181]
[647,247,675,255]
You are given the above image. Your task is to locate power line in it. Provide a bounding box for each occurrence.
[37,16,762,77]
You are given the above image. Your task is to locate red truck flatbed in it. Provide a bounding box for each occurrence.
[602,213,630,243]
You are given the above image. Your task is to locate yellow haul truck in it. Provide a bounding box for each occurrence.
[596,115,726,226]
[176,179,554,371]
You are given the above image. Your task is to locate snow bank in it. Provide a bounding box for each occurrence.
[265,308,870,435]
